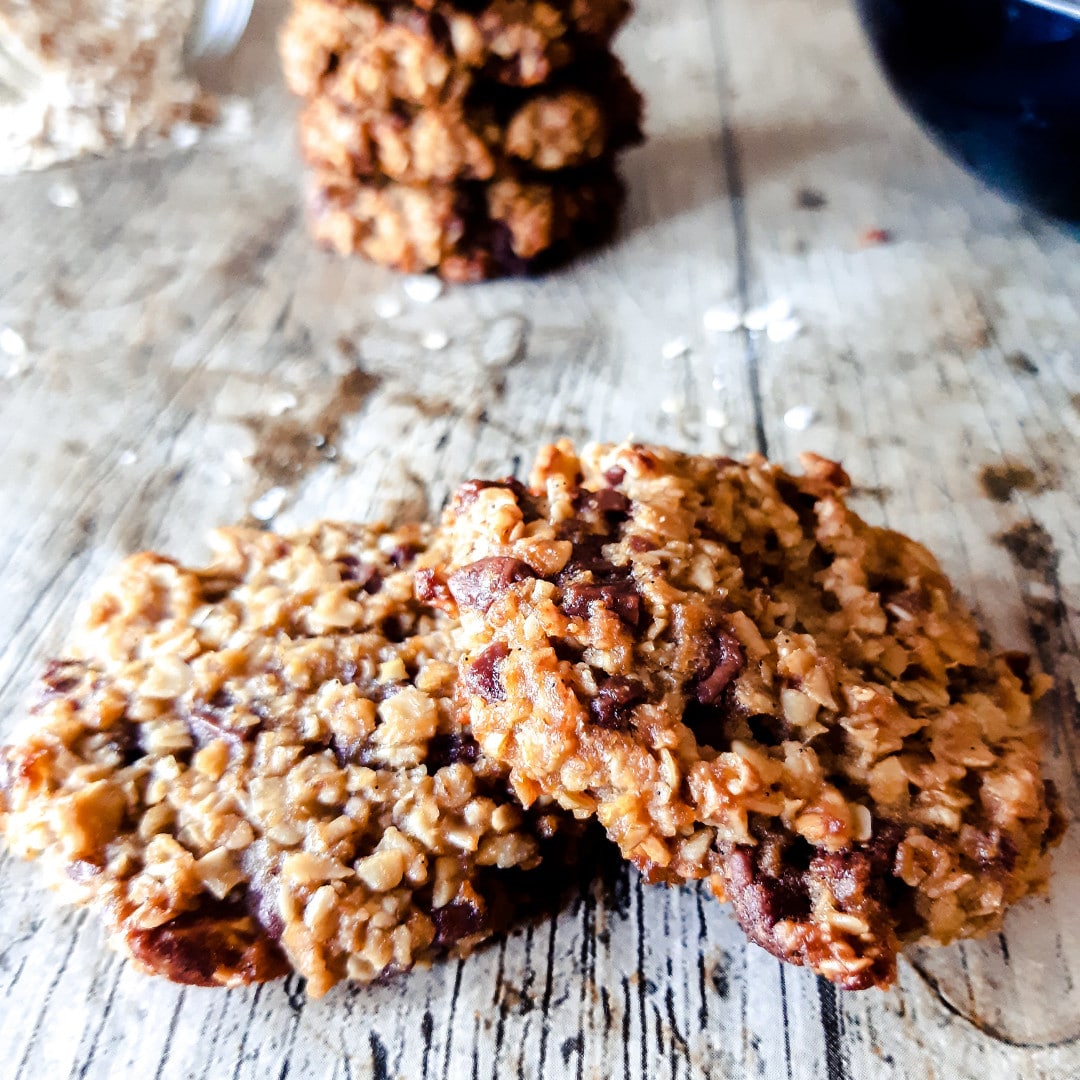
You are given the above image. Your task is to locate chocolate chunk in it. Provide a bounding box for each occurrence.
[487,220,533,277]
[945,663,997,702]
[860,819,906,874]
[425,732,481,771]
[242,843,285,942]
[125,903,289,987]
[726,847,812,928]
[627,535,655,554]
[110,724,142,767]
[555,527,612,577]
[336,555,383,594]
[187,689,261,746]
[448,557,536,612]
[1044,780,1067,849]
[389,543,420,569]
[811,849,872,907]
[330,734,362,768]
[588,675,647,730]
[577,487,631,521]
[465,643,510,702]
[722,823,907,985]
[456,477,529,507]
[415,567,453,607]
[382,613,408,643]
[966,828,1019,875]
[693,628,744,704]
[38,658,83,699]
[604,466,626,486]
[431,898,488,947]
[682,699,730,751]
[746,713,790,748]
[552,638,585,664]
[561,581,641,628]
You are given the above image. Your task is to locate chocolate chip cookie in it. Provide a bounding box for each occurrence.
[0,522,576,996]
[280,0,631,106]
[298,60,642,183]
[433,441,1063,989]
[308,164,624,279]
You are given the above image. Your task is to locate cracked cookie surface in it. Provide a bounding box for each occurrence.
[434,441,1063,989]
[0,522,575,996]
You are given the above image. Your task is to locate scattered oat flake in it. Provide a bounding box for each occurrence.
[250,486,288,521]
[374,294,404,319]
[217,98,253,139]
[744,298,792,332]
[403,276,443,303]
[703,307,742,334]
[118,450,138,466]
[783,405,817,431]
[660,396,683,415]
[227,448,250,471]
[705,407,727,429]
[482,316,526,367]
[170,122,202,150]
[0,327,26,356]
[767,317,803,343]
[47,181,80,208]
[661,336,690,361]
[422,330,450,351]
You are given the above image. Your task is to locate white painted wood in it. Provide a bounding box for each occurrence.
[1,0,1077,1077]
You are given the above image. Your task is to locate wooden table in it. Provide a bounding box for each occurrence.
[1,0,1078,1077]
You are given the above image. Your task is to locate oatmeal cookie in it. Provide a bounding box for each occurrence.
[0,522,577,996]
[309,165,623,279]
[280,0,631,106]
[433,441,1063,989]
[297,62,642,183]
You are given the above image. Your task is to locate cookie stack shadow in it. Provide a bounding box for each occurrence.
[279,0,643,280]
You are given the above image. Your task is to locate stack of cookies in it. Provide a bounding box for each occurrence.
[279,0,643,280]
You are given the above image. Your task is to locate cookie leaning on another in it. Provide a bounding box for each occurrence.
[0,522,582,996]
[429,441,1064,989]
[0,443,1064,994]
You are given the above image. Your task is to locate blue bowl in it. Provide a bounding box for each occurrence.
[854,0,1080,222]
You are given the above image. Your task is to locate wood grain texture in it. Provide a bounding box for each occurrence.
[1,0,1078,1077]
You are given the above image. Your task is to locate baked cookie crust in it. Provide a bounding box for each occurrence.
[433,441,1063,989]
[0,523,574,996]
